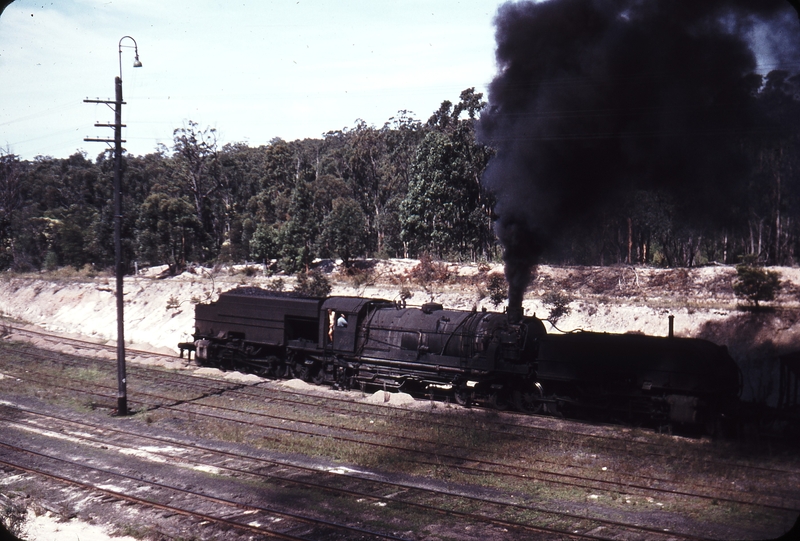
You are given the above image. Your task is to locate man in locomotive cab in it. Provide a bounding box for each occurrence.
[337,313,348,328]
[327,309,335,342]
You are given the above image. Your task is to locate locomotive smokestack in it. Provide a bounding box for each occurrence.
[497,213,540,326]
[668,315,674,339]
[507,300,523,325]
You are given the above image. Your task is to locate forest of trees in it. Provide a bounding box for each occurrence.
[0,79,799,276]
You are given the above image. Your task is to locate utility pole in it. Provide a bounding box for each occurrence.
[83,36,142,417]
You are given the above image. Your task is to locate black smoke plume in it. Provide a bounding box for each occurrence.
[479,0,800,308]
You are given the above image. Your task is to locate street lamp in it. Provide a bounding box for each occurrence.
[119,35,143,75]
[84,36,142,416]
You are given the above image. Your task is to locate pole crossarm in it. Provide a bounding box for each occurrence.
[83,137,126,143]
[83,98,127,105]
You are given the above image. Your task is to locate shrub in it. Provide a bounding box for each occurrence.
[542,290,573,325]
[346,267,374,289]
[408,253,450,284]
[486,273,508,308]
[265,277,285,292]
[0,495,27,539]
[294,270,331,297]
[733,261,781,308]
[400,287,413,302]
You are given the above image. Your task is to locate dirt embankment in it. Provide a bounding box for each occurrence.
[1,260,799,404]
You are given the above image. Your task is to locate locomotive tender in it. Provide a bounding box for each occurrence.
[179,287,740,430]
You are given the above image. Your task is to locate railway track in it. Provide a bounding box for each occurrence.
[0,324,787,452]
[0,402,709,541]
[2,338,798,511]
[0,441,408,541]
[4,347,798,511]
[1,328,798,539]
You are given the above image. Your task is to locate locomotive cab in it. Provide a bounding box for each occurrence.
[320,297,392,353]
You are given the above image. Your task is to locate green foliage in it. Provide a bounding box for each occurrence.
[136,192,204,272]
[0,94,490,272]
[399,286,413,302]
[0,495,27,538]
[43,250,58,271]
[293,270,332,297]
[265,277,285,292]
[317,198,368,266]
[166,295,181,310]
[277,181,317,273]
[249,223,279,262]
[542,290,574,325]
[400,90,494,261]
[6,79,800,272]
[486,273,508,308]
[0,152,22,271]
[733,260,782,307]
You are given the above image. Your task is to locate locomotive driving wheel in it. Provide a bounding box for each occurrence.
[489,390,510,411]
[311,363,326,385]
[513,382,544,414]
[454,387,473,407]
[290,358,311,381]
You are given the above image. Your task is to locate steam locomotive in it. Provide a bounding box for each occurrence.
[178,287,741,431]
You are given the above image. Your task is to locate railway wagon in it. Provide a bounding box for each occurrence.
[535,332,741,428]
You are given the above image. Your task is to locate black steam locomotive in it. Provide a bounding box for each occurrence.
[178,287,740,430]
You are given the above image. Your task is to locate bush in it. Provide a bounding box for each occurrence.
[0,495,27,539]
[294,270,331,297]
[408,253,450,284]
[733,261,782,308]
[345,266,374,289]
[265,277,285,292]
[542,290,573,325]
[486,273,508,308]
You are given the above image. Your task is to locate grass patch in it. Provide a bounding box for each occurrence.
[0,493,28,539]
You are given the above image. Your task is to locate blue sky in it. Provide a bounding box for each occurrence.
[0,0,503,160]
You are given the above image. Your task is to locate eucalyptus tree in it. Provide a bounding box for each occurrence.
[0,151,22,269]
[401,89,495,260]
[169,121,227,261]
[277,180,318,273]
[321,113,424,258]
[136,192,205,272]
[317,197,368,267]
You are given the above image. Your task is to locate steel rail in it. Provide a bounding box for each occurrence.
[0,440,410,541]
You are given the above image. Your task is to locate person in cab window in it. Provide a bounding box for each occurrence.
[328,310,335,342]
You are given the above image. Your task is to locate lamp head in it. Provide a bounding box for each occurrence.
[133,54,143,68]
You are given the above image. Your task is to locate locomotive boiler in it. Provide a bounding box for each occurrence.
[179,287,741,431]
